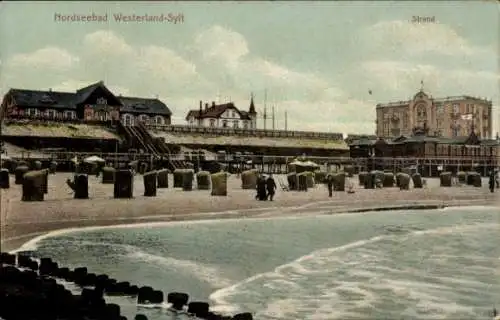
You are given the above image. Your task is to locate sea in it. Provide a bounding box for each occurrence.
[14,205,500,320]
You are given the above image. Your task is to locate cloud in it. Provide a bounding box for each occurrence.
[362,20,489,57]
[7,47,80,70]
[193,25,345,104]
[194,25,249,64]
[83,30,133,56]
[362,60,499,100]
[135,45,198,80]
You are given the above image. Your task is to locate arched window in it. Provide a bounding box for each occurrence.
[154,116,164,125]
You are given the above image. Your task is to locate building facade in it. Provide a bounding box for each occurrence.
[349,130,500,176]
[376,89,493,139]
[185,95,257,129]
[0,81,172,126]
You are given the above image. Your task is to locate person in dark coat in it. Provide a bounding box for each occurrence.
[489,171,495,193]
[266,174,277,201]
[326,174,333,197]
[256,175,267,201]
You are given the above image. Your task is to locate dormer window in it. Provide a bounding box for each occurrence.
[96,98,107,105]
[39,94,54,104]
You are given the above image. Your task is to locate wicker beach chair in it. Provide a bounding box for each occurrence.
[277,177,289,191]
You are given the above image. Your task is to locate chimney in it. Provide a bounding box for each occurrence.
[205,103,209,111]
[199,100,202,115]
[212,101,215,107]
[49,88,52,92]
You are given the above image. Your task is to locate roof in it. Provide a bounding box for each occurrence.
[391,134,440,144]
[4,81,171,116]
[8,89,77,110]
[186,102,251,120]
[349,138,377,146]
[119,96,171,116]
[376,90,492,108]
[345,134,377,144]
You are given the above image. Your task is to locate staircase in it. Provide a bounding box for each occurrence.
[117,121,196,171]
[135,122,170,155]
[116,121,159,157]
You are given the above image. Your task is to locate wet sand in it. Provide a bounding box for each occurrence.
[1,173,498,252]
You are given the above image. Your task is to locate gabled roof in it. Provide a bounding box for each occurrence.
[4,82,171,116]
[7,89,77,110]
[119,96,171,116]
[186,102,251,120]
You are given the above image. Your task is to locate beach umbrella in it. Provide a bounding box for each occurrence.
[289,160,304,166]
[84,155,105,163]
[303,160,320,167]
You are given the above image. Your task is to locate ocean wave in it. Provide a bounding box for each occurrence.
[209,222,499,319]
[125,250,234,289]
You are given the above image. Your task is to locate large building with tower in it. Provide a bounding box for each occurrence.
[375,87,493,139]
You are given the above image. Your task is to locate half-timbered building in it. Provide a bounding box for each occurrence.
[0,81,172,126]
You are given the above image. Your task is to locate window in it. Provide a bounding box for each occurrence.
[403,112,409,128]
[209,119,216,127]
[27,108,39,117]
[154,116,163,125]
[232,111,236,118]
[436,119,442,128]
[99,111,108,121]
[123,114,134,126]
[417,105,426,117]
[96,98,107,105]
[391,128,400,136]
[64,110,74,119]
[233,120,239,128]
[436,104,444,114]
[243,121,249,129]
[46,109,56,119]
[139,114,150,124]
[222,120,228,128]
[453,104,459,114]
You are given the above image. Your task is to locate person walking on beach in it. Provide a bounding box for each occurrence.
[256,174,267,201]
[326,174,334,197]
[489,171,495,193]
[266,174,277,201]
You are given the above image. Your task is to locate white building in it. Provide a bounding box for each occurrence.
[185,96,257,129]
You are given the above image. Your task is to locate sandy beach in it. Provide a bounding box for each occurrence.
[1,172,498,252]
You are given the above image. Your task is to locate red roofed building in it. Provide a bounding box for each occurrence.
[185,95,257,129]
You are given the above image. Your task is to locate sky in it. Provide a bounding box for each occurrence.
[0,1,499,136]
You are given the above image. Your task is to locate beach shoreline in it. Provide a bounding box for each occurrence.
[1,173,498,253]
